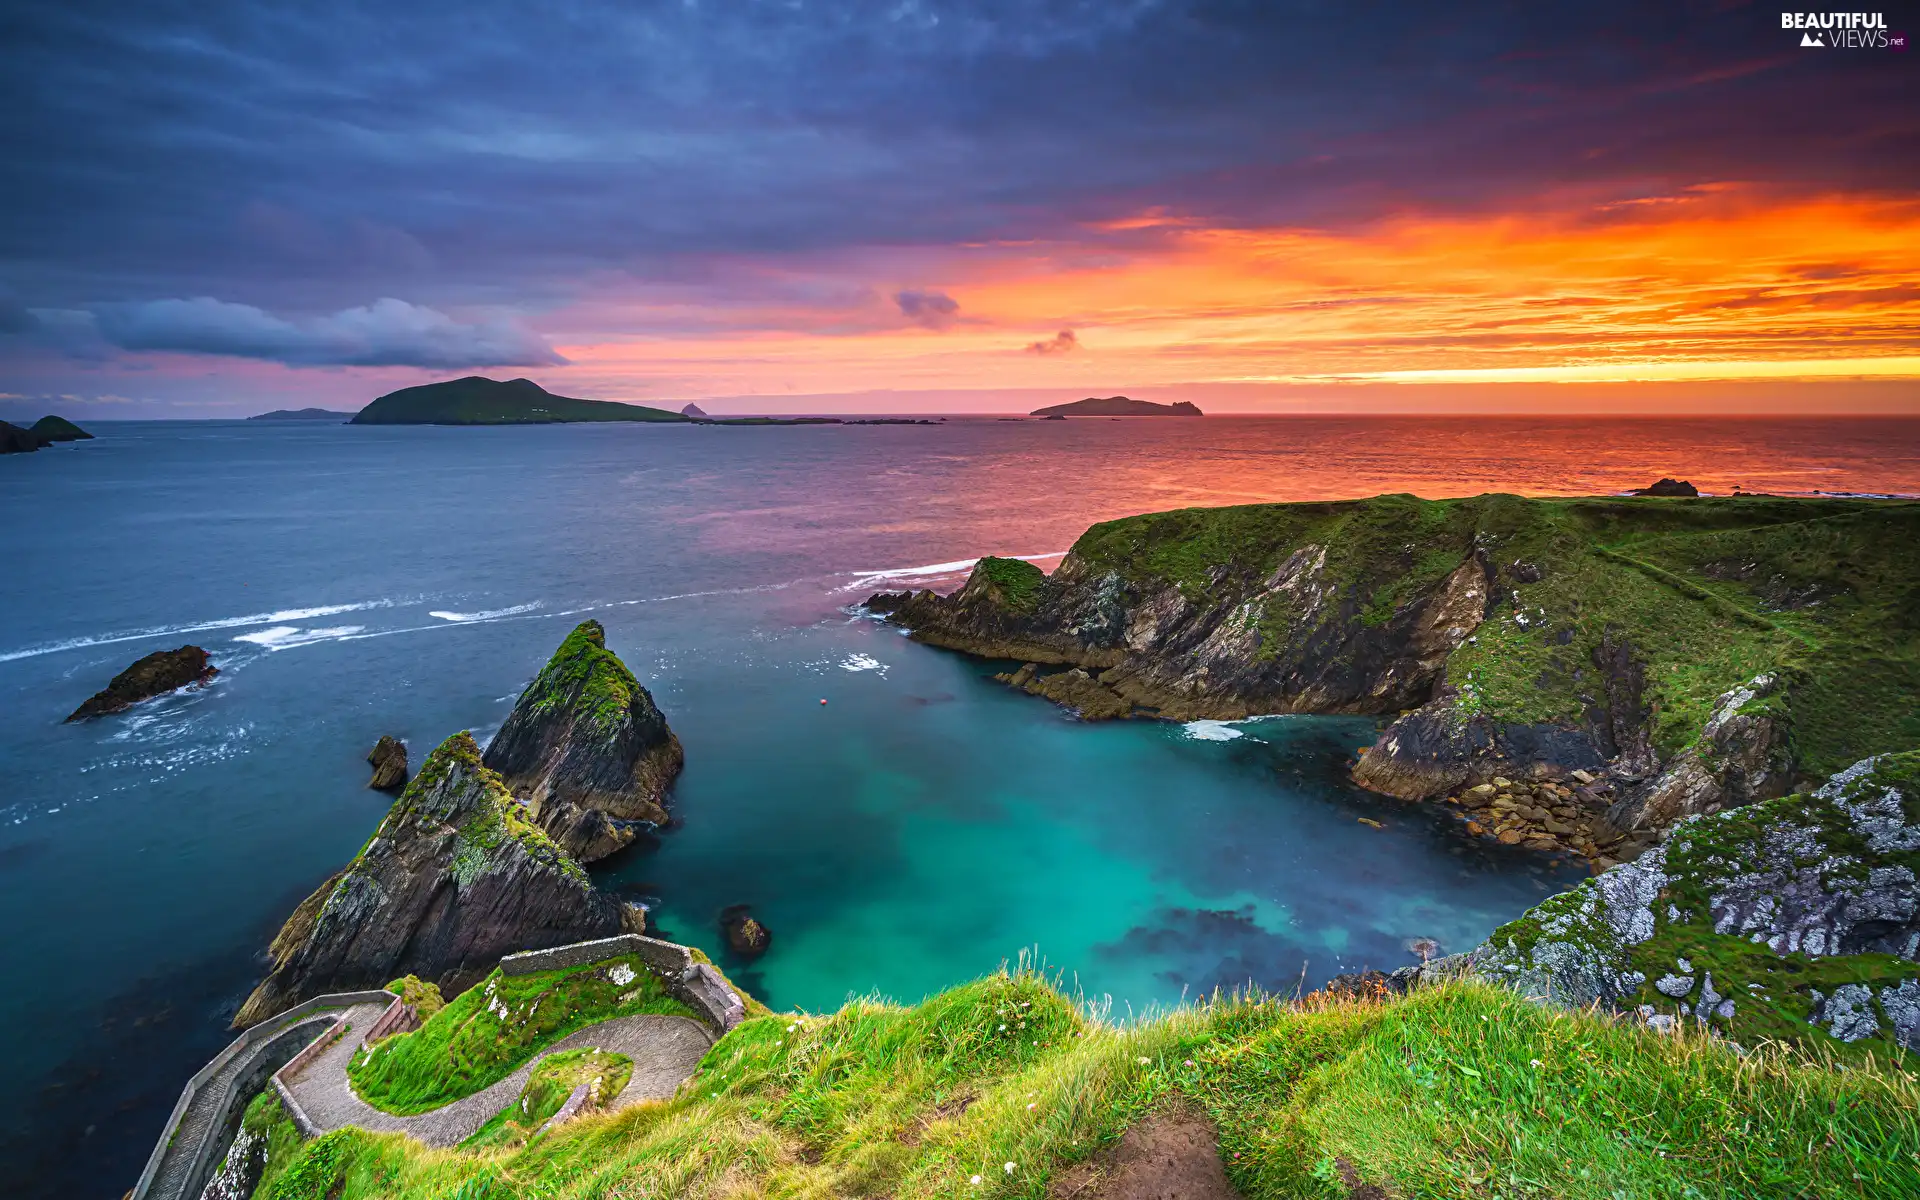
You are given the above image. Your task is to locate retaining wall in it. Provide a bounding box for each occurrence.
[130,990,394,1200]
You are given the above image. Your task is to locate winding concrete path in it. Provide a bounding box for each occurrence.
[281,1005,714,1147]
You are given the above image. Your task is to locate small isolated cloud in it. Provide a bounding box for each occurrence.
[1024,329,1079,355]
[894,288,960,330]
[91,297,566,368]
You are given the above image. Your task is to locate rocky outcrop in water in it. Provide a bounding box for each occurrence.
[1633,478,1699,497]
[65,645,217,720]
[482,621,683,863]
[366,735,409,791]
[722,905,771,956]
[234,732,636,1026]
[1389,751,1920,1053]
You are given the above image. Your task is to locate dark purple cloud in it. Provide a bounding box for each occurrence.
[0,1,1912,358]
[1025,330,1078,355]
[895,288,960,329]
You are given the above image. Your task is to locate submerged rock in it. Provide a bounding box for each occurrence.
[233,731,634,1026]
[366,735,410,791]
[721,905,772,956]
[65,645,217,720]
[482,620,684,863]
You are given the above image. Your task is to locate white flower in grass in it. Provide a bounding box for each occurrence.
[1004,1162,1017,1174]
[969,1176,982,1186]
[1026,1103,1036,1111]
[1530,1059,1543,1068]
[1137,1056,1150,1065]
[787,1023,799,1032]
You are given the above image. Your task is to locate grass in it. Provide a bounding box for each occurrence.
[351,376,687,425]
[972,556,1048,613]
[252,965,1920,1199]
[516,620,643,739]
[239,1088,308,1199]
[462,1049,635,1150]
[1055,493,1920,768]
[345,955,695,1115]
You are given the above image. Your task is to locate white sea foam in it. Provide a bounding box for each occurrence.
[840,653,885,673]
[0,600,395,663]
[429,603,543,622]
[837,552,1066,591]
[232,625,366,650]
[1183,720,1246,741]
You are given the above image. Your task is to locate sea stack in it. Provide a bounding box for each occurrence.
[482,620,684,862]
[66,646,217,720]
[366,735,410,791]
[233,731,633,1026]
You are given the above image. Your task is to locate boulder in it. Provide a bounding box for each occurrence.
[233,731,634,1026]
[66,645,217,720]
[721,905,772,956]
[482,621,683,863]
[366,735,410,791]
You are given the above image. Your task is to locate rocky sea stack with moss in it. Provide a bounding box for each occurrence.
[233,731,634,1026]
[876,494,1920,853]
[482,620,684,862]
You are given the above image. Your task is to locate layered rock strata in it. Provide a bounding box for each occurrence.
[234,732,635,1026]
[482,620,683,862]
[366,735,409,791]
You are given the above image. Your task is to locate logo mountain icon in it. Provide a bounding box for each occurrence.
[1800,31,1824,46]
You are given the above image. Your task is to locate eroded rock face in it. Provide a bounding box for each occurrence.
[1453,751,1920,1053]
[66,645,217,720]
[234,732,632,1027]
[1605,673,1795,833]
[482,621,683,863]
[366,735,409,791]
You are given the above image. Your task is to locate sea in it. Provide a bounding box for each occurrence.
[3,414,1917,1197]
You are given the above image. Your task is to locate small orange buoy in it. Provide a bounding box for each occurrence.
[819,699,827,705]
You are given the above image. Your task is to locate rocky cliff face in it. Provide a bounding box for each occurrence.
[481,620,683,863]
[1400,751,1920,1054]
[878,495,1920,846]
[234,732,634,1027]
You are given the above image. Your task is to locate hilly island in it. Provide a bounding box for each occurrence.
[350,377,688,425]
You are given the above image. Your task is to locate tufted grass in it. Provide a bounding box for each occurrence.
[256,967,1919,1200]
[345,956,694,1116]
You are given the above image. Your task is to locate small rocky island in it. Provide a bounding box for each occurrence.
[66,645,217,720]
[248,407,355,421]
[2,413,93,453]
[482,620,684,862]
[366,735,409,791]
[1029,396,1202,417]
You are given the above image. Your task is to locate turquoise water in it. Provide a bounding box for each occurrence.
[5,415,1917,1196]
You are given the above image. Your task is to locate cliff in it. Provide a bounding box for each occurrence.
[350,377,687,425]
[1397,750,1920,1056]
[1,420,45,453]
[233,732,633,1026]
[1029,396,1202,417]
[481,621,683,862]
[876,494,1920,844]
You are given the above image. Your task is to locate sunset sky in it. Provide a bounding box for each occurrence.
[2,2,1916,417]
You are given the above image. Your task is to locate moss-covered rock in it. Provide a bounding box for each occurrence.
[365,735,409,791]
[234,732,634,1027]
[481,620,683,862]
[1457,750,1920,1055]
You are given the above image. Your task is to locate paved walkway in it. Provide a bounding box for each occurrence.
[283,1006,715,1147]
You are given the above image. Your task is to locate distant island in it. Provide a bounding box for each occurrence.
[1029,395,1202,417]
[2,414,93,454]
[248,408,356,421]
[350,377,687,425]
[680,403,710,419]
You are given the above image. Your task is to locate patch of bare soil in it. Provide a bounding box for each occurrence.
[1047,1104,1243,1200]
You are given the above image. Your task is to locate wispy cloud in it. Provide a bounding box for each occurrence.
[1023,329,1078,355]
[91,297,564,368]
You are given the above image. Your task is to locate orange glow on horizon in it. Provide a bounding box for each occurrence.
[547,186,1920,404]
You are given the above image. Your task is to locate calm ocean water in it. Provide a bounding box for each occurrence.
[4,415,1917,1197]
